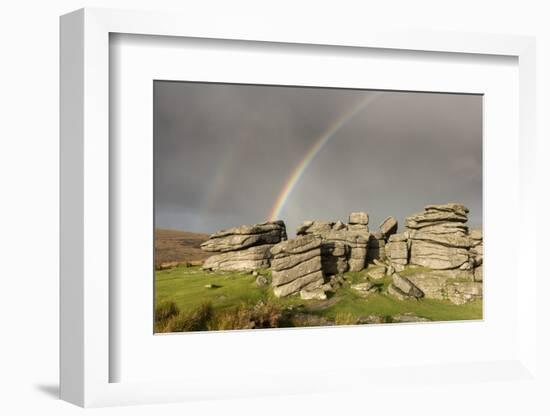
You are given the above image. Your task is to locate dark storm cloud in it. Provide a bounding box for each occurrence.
[154,81,482,235]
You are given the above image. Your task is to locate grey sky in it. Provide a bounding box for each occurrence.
[154,81,482,236]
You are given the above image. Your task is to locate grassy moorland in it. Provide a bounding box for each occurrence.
[154,228,211,268]
[154,264,482,333]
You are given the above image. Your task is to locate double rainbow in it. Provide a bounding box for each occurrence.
[268,92,381,222]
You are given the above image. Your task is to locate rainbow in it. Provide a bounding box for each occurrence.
[268,92,381,221]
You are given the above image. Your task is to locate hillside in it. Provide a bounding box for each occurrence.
[154,228,211,268]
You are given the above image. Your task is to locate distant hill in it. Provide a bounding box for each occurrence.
[154,228,211,268]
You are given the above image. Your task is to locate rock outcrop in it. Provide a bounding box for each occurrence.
[406,203,473,274]
[386,232,409,269]
[296,213,371,273]
[199,203,483,306]
[201,221,286,271]
[270,235,325,298]
[379,216,398,238]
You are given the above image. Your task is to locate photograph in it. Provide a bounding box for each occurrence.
[153,81,483,333]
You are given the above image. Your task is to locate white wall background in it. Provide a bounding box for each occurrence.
[0,1,548,415]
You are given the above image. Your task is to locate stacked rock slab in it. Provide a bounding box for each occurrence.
[297,220,348,274]
[367,231,386,264]
[325,229,369,272]
[469,228,483,282]
[397,203,483,304]
[406,203,473,274]
[201,221,287,271]
[270,235,324,298]
[296,214,371,274]
[385,232,409,272]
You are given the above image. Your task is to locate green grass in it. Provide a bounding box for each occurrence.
[155,264,482,332]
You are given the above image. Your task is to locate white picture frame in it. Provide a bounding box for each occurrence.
[60,7,538,408]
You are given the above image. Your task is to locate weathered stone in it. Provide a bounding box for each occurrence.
[348,223,370,232]
[300,288,327,300]
[379,216,398,237]
[201,221,286,252]
[386,241,408,261]
[351,281,377,296]
[392,273,424,298]
[333,220,347,231]
[348,259,366,272]
[271,248,319,271]
[388,232,408,242]
[418,223,468,234]
[469,228,482,241]
[405,210,468,229]
[446,281,482,305]
[387,284,415,301]
[202,244,273,271]
[273,270,324,298]
[474,266,483,282]
[409,240,470,270]
[271,256,322,286]
[296,220,334,236]
[349,211,369,225]
[366,265,386,280]
[271,234,322,257]
[405,271,447,300]
[424,203,469,216]
[409,230,471,248]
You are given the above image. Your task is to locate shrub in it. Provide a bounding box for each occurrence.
[154,300,180,332]
[165,302,213,332]
[211,300,283,331]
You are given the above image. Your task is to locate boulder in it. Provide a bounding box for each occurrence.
[273,270,324,298]
[387,284,415,301]
[392,273,424,298]
[351,281,378,296]
[202,244,273,271]
[405,271,448,300]
[409,240,470,269]
[349,211,369,225]
[379,216,398,238]
[201,220,286,252]
[271,256,322,286]
[446,281,482,305]
[270,235,325,297]
[296,220,335,236]
[405,204,468,230]
[424,203,469,216]
[300,288,327,300]
[386,240,408,264]
[366,265,386,280]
